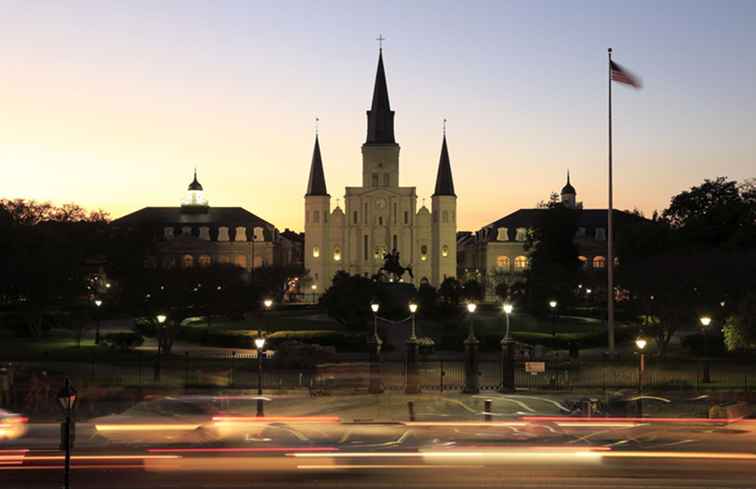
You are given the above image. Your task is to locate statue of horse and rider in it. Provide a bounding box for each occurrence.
[376,248,413,282]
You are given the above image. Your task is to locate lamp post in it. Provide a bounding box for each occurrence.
[310,284,318,303]
[93,299,103,345]
[154,314,167,382]
[57,378,77,489]
[699,316,712,384]
[405,303,420,394]
[463,302,480,394]
[368,302,383,394]
[263,298,273,334]
[635,337,647,417]
[548,300,558,337]
[500,302,515,393]
[255,336,266,416]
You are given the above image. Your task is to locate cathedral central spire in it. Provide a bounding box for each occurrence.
[365,47,396,144]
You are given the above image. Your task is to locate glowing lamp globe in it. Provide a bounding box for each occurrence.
[699,316,712,327]
[156,314,167,324]
[467,303,477,314]
[254,337,266,350]
[263,299,273,309]
[502,303,513,315]
[371,303,380,313]
[408,303,418,314]
[635,338,647,350]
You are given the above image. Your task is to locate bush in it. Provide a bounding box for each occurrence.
[265,330,365,352]
[133,317,158,338]
[681,333,726,356]
[272,341,336,369]
[101,332,144,351]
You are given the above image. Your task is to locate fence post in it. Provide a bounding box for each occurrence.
[440,360,444,393]
[184,352,190,386]
[137,351,142,386]
[90,351,96,382]
[407,401,416,422]
[484,399,492,422]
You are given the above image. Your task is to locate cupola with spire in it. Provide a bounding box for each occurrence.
[181,169,209,211]
[560,171,577,208]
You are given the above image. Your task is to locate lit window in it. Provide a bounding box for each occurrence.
[312,246,320,258]
[199,226,211,240]
[496,256,510,270]
[497,227,509,241]
[514,256,528,271]
[217,255,230,265]
[182,255,194,268]
[253,226,264,242]
[593,256,606,269]
[578,256,588,269]
[253,256,263,268]
[420,244,428,261]
[198,255,211,267]
[333,246,342,261]
[515,227,528,241]
[235,226,247,242]
[442,244,449,257]
[235,255,247,268]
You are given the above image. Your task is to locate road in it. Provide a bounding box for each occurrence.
[3,416,756,489]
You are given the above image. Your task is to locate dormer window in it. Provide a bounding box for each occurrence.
[181,226,192,237]
[595,228,607,241]
[235,226,247,242]
[217,227,230,241]
[576,227,587,238]
[515,227,528,241]
[253,226,264,242]
[164,227,174,240]
[199,226,210,240]
[497,227,509,241]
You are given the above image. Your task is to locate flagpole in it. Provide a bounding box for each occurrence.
[607,48,616,354]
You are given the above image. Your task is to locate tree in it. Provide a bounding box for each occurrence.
[525,204,580,313]
[662,177,755,249]
[723,292,756,351]
[320,272,377,330]
[461,279,483,301]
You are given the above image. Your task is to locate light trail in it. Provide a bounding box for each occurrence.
[522,416,740,424]
[95,424,201,432]
[601,451,756,461]
[211,416,340,423]
[402,421,528,427]
[297,464,484,470]
[148,447,337,453]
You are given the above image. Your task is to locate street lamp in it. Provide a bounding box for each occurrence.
[408,303,418,340]
[502,303,513,341]
[548,300,558,337]
[699,315,712,383]
[154,314,167,382]
[263,298,273,310]
[370,302,380,337]
[93,299,103,345]
[635,337,647,417]
[57,378,77,489]
[255,336,266,417]
[310,283,318,303]
[466,302,477,340]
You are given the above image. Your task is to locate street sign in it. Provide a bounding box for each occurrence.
[525,362,545,374]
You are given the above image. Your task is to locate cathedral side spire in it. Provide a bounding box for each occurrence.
[432,131,456,197]
[365,44,396,144]
[306,133,329,196]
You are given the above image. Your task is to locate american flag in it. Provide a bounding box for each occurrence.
[610,61,641,88]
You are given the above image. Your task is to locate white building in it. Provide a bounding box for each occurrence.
[304,48,458,293]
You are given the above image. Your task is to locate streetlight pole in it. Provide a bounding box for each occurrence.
[255,336,266,416]
[549,300,558,337]
[463,302,480,394]
[405,303,420,394]
[263,298,273,334]
[94,299,103,345]
[635,337,647,417]
[154,314,167,382]
[699,316,712,384]
[57,378,77,489]
[368,302,383,394]
[500,302,515,393]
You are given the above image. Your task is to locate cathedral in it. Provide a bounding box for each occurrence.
[304,48,458,294]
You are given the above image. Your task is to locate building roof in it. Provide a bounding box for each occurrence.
[365,49,396,144]
[433,134,456,197]
[112,207,274,228]
[305,134,329,196]
[479,208,643,242]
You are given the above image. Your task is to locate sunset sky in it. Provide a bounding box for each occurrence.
[2,1,754,232]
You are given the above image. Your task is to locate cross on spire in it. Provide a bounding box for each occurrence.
[443,118,447,137]
[377,34,385,51]
[315,117,319,137]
